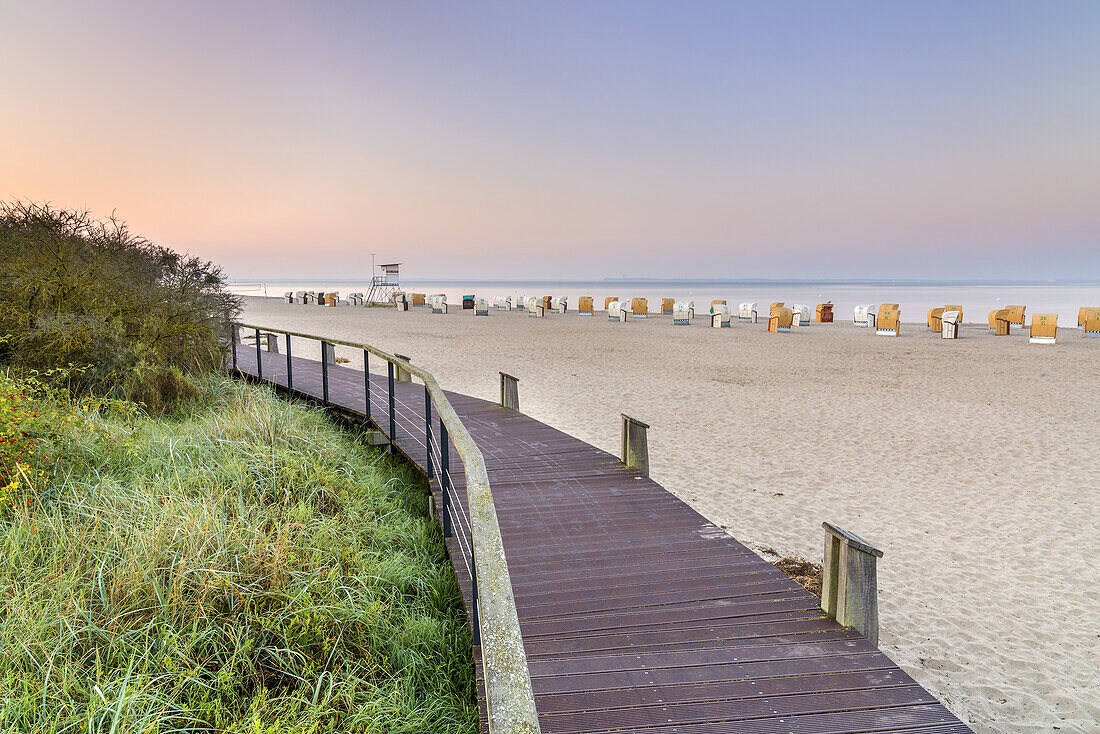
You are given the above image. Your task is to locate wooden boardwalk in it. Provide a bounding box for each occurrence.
[234,344,970,733]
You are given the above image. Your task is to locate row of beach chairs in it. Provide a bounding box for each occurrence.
[382,292,1100,345]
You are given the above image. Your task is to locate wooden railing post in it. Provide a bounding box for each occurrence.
[363,349,371,418]
[620,414,650,477]
[500,372,520,411]
[821,522,884,646]
[285,333,293,389]
[265,332,279,353]
[255,328,263,380]
[440,418,451,538]
[424,383,434,478]
[230,324,238,371]
[387,361,396,453]
[321,341,330,403]
[395,353,413,383]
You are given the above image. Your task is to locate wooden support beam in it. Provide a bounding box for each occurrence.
[500,372,520,411]
[394,353,413,383]
[620,414,650,477]
[821,521,884,646]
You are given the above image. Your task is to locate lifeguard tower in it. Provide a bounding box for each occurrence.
[366,262,402,305]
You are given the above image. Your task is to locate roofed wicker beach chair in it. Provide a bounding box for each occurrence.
[493,296,511,310]
[854,304,876,327]
[988,308,1011,335]
[430,294,447,314]
[711,303,731,328]
[739,302,758,323]
[578,296,594,315]
[941,309,961,339]
[411,293,426,307]
[1082,308,1100,337]
[927,307,945,333]
[474,297,490,316]
[607,300,627,322]
[816,302,834,322]
[631,298,648,318]
[876,306,900,336]
[673,301,694,325]
[1080,307,1097,328]
[1004,305,1026,328]
[661,298,675,315]
[791,304,812,326]
[710,299,727,314]
[551,296,568,314]
[1029,314,1057,344]
[525,296,543,317]
[768,305,793,332]
[604,296,619,311]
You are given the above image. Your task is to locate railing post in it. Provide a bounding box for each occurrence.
[499,372,520,411]
[395,353,412,383]
[285,333,293,389]
[424,383,433,477]
[265,332,279,353]
[821,522,884,646]
[321,340,330,403]
[440,419,451,538]
[363,349,371,419]
[471,550,481,646]
[620,414,650,477]
[231,324,238,371]
[387,361,396,453]
[255,328,263,380]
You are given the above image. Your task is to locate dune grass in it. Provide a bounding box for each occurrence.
[0,373,477,733]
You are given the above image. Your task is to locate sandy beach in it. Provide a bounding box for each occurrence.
[242,296,1099,733]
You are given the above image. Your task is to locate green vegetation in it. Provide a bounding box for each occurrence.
[0,201,240,411]
[0,372,477,733]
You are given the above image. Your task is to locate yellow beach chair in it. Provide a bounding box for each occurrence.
[988,309,1011,335]
[927,307,945,334]
[631,298,648,318]
[1029,314,1057,344]
[661,298,675,315]
[578,296,594,316]
[768,305,793,333]
[1083,308,1100,338]
[411,293,426,307]
[1078,307,1099,328]
[604,296,619,311]
[1004,305,1026,328]
[876,307,900,336]
[944,305,963,323]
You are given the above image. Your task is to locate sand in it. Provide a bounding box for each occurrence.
[242,297,1100,733]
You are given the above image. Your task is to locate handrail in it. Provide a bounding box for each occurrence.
[233,323,540,733]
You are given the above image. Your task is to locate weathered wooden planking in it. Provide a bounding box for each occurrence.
[233,345,969,733]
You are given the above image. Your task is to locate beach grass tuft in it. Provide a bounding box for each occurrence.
[0,372,477,733]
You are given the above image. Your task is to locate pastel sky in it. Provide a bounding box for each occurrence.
[2,1,1097,280]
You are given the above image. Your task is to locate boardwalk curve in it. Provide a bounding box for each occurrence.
[231,324,971,733]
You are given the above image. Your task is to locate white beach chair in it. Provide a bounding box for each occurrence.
[673,301,694,325]
[608,300,627,322]
[475,297,489,316]
[493,296,511,311]
[854,304,876,327]
[431,295,448,314]
[941,310,961,339]
[711,304,731,328]
[551,296,568,314]
[524,296,543,317]
[738,302,758,323]
[283,291,294,303]
[791,304,812,326]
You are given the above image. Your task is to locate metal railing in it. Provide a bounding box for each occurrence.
[231,323,540,733]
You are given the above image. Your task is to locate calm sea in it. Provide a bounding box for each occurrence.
[230,280,1099,326]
